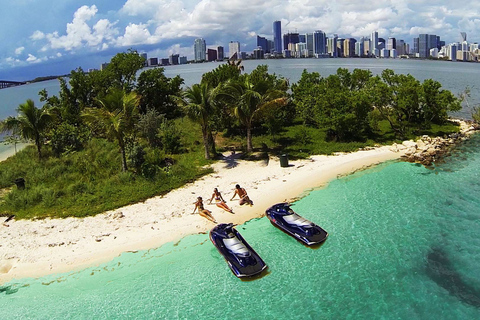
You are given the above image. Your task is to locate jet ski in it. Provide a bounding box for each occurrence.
[210,223,267,278]
[266,203,328,246]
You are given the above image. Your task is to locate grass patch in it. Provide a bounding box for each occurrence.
[0,135,212,219]
[0,117,460,220]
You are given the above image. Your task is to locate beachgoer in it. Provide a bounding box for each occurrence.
[230,184,253,206]
[209,188,234,213]
[193,197,217,223]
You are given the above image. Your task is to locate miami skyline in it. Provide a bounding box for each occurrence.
[1,0,479,80]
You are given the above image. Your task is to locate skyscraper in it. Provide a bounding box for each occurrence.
[257,36,268,53]
[229,41,240,59]
[283,33,300,52]
[371,31,379,56]
[194,38,206,61]
[327,34,338,57]
[313,30,327,56]
[217,46,224,60]
[305,33,314,57]
[387,38,396,51]
[419,34,429,58]
[273,21,282,53]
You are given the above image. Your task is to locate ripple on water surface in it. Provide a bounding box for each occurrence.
[1,136,480,319]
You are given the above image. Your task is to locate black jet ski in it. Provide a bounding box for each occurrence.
[266,203,328,246]
[210,223,267,278]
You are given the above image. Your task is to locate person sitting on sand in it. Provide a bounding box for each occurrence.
[230,184,253,206]
[193,197,217,223]
[209,188,234,213]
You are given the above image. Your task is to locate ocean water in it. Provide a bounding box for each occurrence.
[1,135,480,319]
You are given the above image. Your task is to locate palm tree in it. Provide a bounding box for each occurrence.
[0,99,53,158]
[83,89,140,172]
[219,74,288,152]
[175,83,216,159]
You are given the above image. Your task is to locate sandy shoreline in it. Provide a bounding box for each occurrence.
[0,144,408,285]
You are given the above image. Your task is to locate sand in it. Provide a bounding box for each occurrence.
[0,145,406,284]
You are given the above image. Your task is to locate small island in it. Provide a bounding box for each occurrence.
[0,50,477,284]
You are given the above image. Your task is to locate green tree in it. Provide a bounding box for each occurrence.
[0,99,53,158]
[136,68,184,118]
[421,79,461,124]
[175,83,216,159]
[106,49,146,91]
[219,65,288,152]
[83,89,140,171]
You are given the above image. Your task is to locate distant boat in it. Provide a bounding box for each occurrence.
[210,223,267,278]
[266,203,328,246]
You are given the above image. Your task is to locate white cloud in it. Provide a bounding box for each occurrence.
[26,54,44,63]
[30,30,45,41]
[15,47,25,55]
[43,5,119,51]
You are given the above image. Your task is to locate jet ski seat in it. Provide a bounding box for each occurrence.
[223,237,250,256]
[283,214,313,227]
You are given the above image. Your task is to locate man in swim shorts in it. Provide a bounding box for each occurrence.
[230,184,253,206]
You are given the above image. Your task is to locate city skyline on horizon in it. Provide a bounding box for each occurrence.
[1,1,479,80]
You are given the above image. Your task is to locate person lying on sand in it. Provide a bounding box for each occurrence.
[193,197,217,223]
[209,188,234,213]
[230,184,253,206]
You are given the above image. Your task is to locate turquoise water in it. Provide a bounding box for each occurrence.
[2,136,480,319]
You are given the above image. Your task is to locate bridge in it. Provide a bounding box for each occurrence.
[0,80,26,89]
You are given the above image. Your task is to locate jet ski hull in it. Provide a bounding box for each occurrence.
[210,223,267,278]
[266,203,328,246]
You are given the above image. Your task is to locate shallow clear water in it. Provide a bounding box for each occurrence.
[2,135,480,319]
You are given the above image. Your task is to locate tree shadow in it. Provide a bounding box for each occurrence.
[220,151,243,169]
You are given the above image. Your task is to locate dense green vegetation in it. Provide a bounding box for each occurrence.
[0,50,463,219]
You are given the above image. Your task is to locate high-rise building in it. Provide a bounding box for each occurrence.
[313,30,327,56]
[305,33,314,57]
[169,54,179,65]
[413,37,419,54]
[355,37,365,57]
[217,46,224,60]
[448,43,457,61]
[394,40,404,56]
[344,38,356,57]
[419,34,429,58]
[283,33,300,52]
[229,41,241,59]
[257,36,268,53]
[207,49,217,62]
[363,38,371,56]
[327,34,338,57]
[371,31,379,56]
[387,38,396,51]
[299,34,306,43]
[253,47,264,59]
[267,40,275,53]
[336,38,345,57]
[194,38,206,61]
[147,58,157,66]
[140,53,148,67]
[273,21,282,53]
[460,32,467,42]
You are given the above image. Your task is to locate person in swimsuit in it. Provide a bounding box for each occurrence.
[193,197,217,223]
[230,184,253,206]
[209,188,234,213]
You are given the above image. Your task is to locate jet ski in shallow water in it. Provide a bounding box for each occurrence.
[210,223,267,278]
[266,203,328,246]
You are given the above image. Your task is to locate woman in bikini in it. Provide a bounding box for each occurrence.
[209,188,234,213]
[193,197,217,223]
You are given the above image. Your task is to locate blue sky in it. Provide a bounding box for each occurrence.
[1,0,479,80]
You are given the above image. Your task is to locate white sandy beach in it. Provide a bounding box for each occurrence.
[0,144,408,284]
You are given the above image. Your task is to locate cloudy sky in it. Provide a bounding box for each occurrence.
[1,0,479,80]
